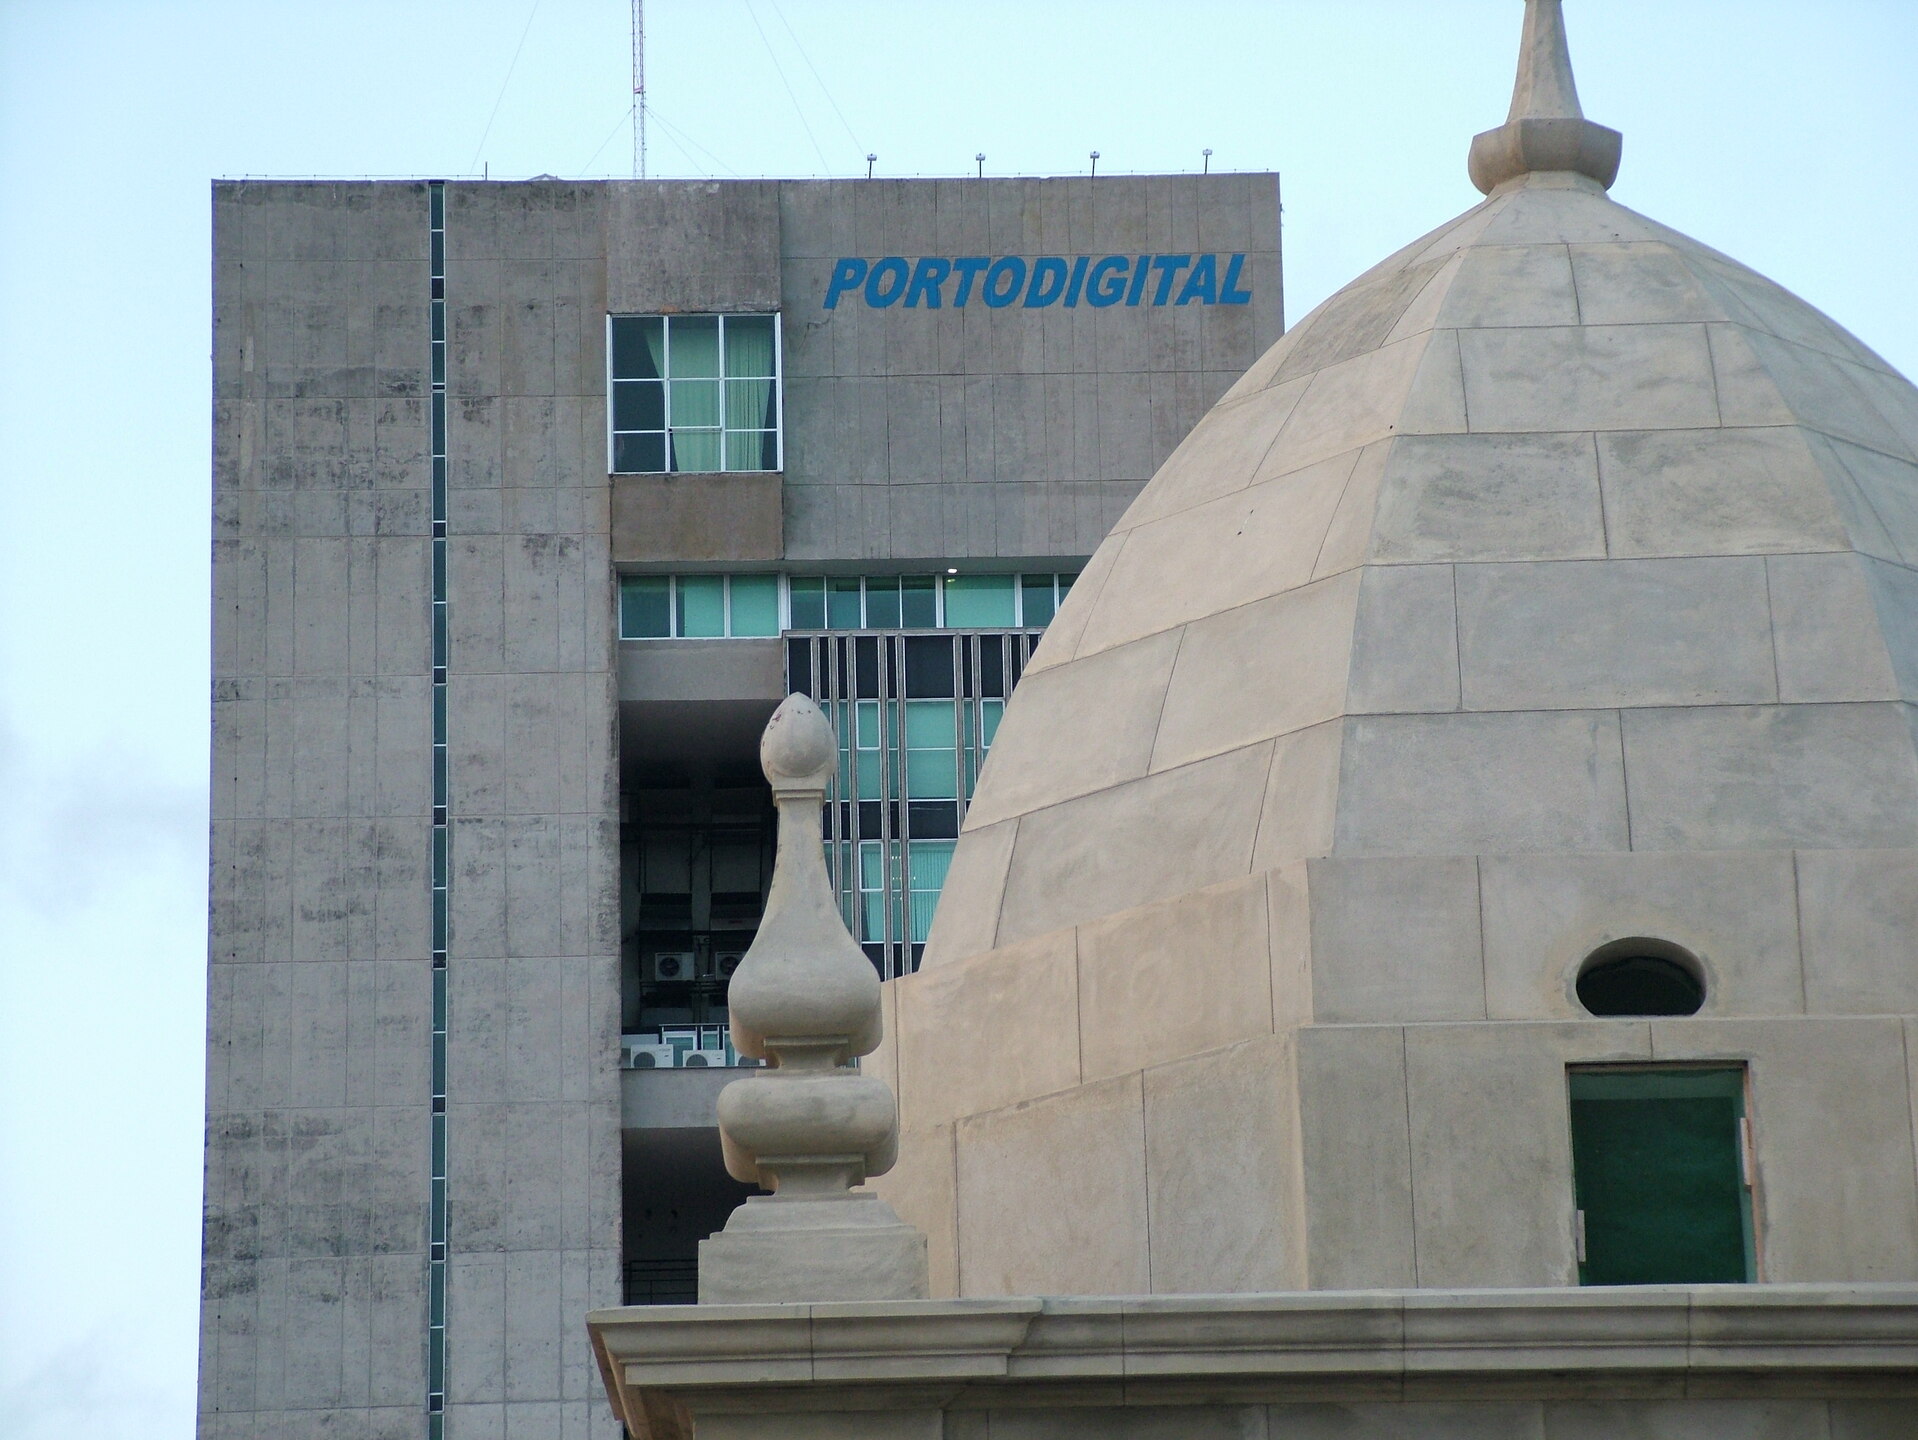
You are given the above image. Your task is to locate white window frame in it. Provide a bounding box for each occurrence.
[606,311,785,475]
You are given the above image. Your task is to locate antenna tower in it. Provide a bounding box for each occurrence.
[631,0,647,178]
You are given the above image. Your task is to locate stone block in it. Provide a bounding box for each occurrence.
[1794,849,1918,1015]
[1620,703,1918,850]
[1276,258,1450,383]
[1480,851,1803,1021]
[1372,432,1606,564]
[1569,242,1727,327]
[1437,244,1579,329]
[1270,333,1431,474]
[1863,556,1918,699]
[1267,1402,1546,1439]
[1074,448,1360,659]
[1743,329,1916,461]
[1307,856,1485,1024]
[1296,1024,1416,1288]
[962,627,1180,829]
[700,1194,928,1304]
[1769,553,1901,703]
[1348,563,1460,713]
[1144,1035,1305,1293]
[1541,1399,1828,1439]
[956,1072,1148,1296]
[870,1123,959,1299]
[1823,436,1918,567]
[921,817,1017,966]
[896,927,1079,1130]
[1251,721,1344,871]
[1458,324,1719,433]
[1598,427,1846,558]
[1336,711,1629,855]
[1404,1022,1652,1287]
[1456,556,1777,710]
[1113,376,1310,531]
[1651,1017,1918,1282]
[1077,873,1274,1082]
[995,741,1270,946]
[1151,571,1361,772]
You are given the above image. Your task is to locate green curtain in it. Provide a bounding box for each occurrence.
[723,315,777,470]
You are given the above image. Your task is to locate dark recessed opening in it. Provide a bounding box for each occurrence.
[1576,941,1705,1017]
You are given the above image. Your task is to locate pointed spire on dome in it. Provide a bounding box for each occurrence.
[1468,0,1622,195]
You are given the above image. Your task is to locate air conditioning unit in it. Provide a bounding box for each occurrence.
[622,1042,677,1069]
[645,951,696,983]
[680,1050,719,1068]
[714,950,747,980]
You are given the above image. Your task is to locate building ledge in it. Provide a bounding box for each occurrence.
[588,1285,1918,1438]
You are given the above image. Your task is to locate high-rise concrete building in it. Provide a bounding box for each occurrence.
[203,173,1283,1436]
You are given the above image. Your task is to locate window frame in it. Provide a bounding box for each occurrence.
[607,311,785,475]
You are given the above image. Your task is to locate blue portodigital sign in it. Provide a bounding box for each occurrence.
[825,254,1254,311]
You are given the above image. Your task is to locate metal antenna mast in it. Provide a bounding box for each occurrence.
[631,0,647,178]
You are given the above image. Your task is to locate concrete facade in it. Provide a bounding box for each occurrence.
[889,158,1918,1303]
[205,173,1281,1437]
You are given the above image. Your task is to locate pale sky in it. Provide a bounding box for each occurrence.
[1,2,1913,1435]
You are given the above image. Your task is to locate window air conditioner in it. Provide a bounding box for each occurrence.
[715,950,747,980]
[622,1042,677,1069]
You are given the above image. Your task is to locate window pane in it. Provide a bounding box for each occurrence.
[980,698,1004,748]
[789,577,825,630]
[669,428,721,472]
[614,379,664,432]
[728,574,779,636]
[864,577,901,630]
[676,575,725,637]
[906,749,957,800]
[1059,572,1079,596]
[723,314,777,378]
[907,841,954,943]
[905,699,955,748]
[668,314,720,377]
[670,378,721,428]
[856,749,882,800]
[612,316,664,380]
[620,576,671,638]
[900,575,937,629]
[724,376,776,431]
[854,699,880,750]
[827,577,863,630]
[942,574,1016,627]
[614,432,665,473]
[723,427,775,472]
[1020,575,1057,627]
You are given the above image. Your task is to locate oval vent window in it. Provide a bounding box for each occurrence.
[1576,942,1704,1017]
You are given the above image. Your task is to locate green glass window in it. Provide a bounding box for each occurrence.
[1021,575,1057,627]
[610,312,781,474]
[864,576,902,630]
[621,576,671,638]
[728,574,780,637]
[1569,1067,1755,1285]
[854,699,883,800]
[905,700,958,799]
[943,574,1016,627]
[907,841,955,943]
[675,575,725,638]
[901,575,937,628]
[789,576,825,629]
[827,576,864,630]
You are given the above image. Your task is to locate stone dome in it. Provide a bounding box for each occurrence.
[876,0,1918,1300]
[926,76,1918,972]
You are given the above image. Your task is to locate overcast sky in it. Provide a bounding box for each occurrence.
[1,2,1913,1435]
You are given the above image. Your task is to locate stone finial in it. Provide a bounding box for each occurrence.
[1468,0,1622,195]
[697,694,928,1303]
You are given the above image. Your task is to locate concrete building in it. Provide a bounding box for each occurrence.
[202,164,1282,1436]
[588,2,1918,1437]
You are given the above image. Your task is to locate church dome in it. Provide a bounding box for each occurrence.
[926,10,1918,966]
[879,0,1918,1301]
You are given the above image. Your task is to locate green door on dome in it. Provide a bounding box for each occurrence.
[1568,1068,1755,1286]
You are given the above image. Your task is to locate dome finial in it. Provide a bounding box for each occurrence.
[1468,0,1622,195]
